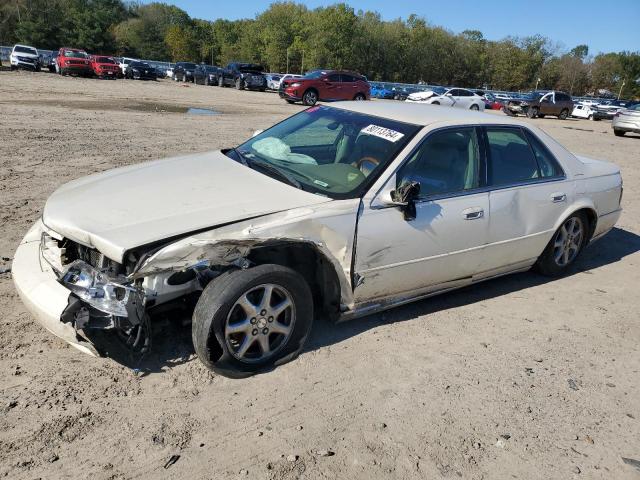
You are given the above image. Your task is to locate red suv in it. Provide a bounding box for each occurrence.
[279,70,370,106]
[56,47,92,76]
[90,55,120,79]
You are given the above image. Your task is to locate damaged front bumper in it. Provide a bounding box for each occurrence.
[12,221,147,356]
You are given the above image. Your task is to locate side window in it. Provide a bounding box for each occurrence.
[458,89,472,97]
[397,128,481,197]
[341,74,355,83]
[486,128,541,186]
[327,74,341,82]
[523,130,564,178]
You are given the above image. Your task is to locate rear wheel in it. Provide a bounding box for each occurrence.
[558,109,569,120]
[192,264,313,377]
[302,89,318,106]
[588,114,593,120]
[535,212,588,276]
[470,103,479,111]
[354,93,366,101]
[614,129,625,137]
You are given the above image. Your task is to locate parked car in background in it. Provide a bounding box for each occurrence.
[219,63,267,91]
[592,100,636,121]
[279,70,369,105]
[393,86,422,101]
[406,87,485,111]
[124,61,157,80]
[56,48,92,76]
[173,62,197,82]
[48,51,58,73]
[118,57,137,75]
[10,44,40,71]
[571,103,596,120]
[482,93,504,110]
[503,91,573,119]
[12,103,622,377]
[612,103,640,136]
[370,83,395,99]
[194,64,221,85]
[165,65,174,78]
[90,55,120,79]
[265,73,282,90]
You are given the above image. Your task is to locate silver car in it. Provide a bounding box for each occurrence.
[12,103,622,377]
[612,103,640,136]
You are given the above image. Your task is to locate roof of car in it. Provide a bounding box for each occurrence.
[328,101,525,127]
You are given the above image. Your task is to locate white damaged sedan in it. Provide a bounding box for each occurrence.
[13,103,622,377]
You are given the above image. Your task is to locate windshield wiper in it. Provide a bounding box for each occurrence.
[245,157,303,190]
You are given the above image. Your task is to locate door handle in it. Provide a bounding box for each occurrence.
[462,207,484,220]
[551,193,566,203]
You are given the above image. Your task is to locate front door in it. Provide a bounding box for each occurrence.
[354,127,489,303]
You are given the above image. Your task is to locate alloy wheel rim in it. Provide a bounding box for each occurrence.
[306,92,317,103]
[224,283,295,363]
[553,217,583,266]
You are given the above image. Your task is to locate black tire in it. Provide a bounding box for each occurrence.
[558,109,569,120]
[285,99,295,104]
[470,103,479,111]
[235,77,244,90]
[538,114,545,118]
[534,211,588,277]
[431,101,440,105]
[613,129,625,137]
[192,264,313,378]
[354,93,366,101]
[259,87,265,92]
[302,89,318,106]
[527,106,539,118]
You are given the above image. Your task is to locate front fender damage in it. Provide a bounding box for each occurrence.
[134,206,357,310]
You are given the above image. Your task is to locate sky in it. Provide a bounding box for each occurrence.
[141,0,640,55]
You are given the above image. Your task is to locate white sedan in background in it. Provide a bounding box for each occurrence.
[12,103,622,377]
[406,87,485,111]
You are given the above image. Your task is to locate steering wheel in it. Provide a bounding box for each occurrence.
[352,156,380,175]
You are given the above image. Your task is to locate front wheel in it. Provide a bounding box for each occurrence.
[192,264,313,377]
[527,106,539,118]
[302,89,318,106]
[535,212,588,276]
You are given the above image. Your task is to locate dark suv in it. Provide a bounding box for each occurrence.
[194,64,221,86]
[173,62,197,82]
[218,63,267,90]
[504,91,573,119]
[279,70,370,106]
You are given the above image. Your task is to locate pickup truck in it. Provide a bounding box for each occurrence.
[218,62,267,91]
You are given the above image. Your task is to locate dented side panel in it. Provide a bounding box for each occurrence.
[136,199,362,309]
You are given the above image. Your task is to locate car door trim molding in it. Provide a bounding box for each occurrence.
[357,228,552,275]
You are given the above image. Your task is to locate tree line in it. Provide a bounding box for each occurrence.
[1,0,639,97]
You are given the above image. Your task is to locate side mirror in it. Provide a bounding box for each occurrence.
[378,180,420,221]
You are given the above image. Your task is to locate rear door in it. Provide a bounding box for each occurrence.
[340,74,358,100]
[478,126,569,275]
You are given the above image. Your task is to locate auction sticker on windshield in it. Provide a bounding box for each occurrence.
[361,124,405,142]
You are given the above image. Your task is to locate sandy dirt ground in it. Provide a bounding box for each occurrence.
[1,71,639,480]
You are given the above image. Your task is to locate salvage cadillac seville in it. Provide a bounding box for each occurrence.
[13,103,622,377]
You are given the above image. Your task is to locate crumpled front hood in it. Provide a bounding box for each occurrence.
[43,150,331,263]
[407,90,436,101]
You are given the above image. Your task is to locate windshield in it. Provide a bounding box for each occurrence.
[131,62,150,68]
[238,64,263,72]
[96,57,115,64]
[63,50,87,58]
[14,46,37,55]
[205,66,217,72]
[181,63,196,69]
[232,106,421,199]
